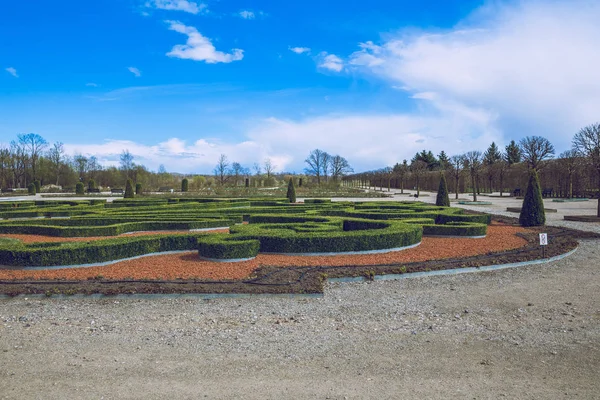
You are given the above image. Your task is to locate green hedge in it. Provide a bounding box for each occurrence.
[304,198,332,204]
[0,234,200,267]
[422,222,487,237]
[197,235,260,260]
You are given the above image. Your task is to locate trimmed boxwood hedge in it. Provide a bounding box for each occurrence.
[197,235,260,260]
[422,222,487,237]
[0,234,201,267]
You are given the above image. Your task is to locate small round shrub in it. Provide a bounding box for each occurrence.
[135,183,142,195]
[75,182,85,195]
[124,179,135,198]
[88,179,96,191]
[181,178,189,192]
[27,183,36,195]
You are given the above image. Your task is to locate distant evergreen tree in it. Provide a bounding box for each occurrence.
[412,150,439,170]
[519,170,545,227]
[181,178,189,192]
[34,180,41,194]
[286,178,296,203]
[437,151,450,170]
[75,182,84,195]
[124,179,135,198]
[88,179,96,191]
[483,142,502,192]
[27,182,36,195]
[505,140,522,165]
[435,173,450,207]
[135,183,142,195]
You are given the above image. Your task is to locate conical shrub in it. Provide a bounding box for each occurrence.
[124,179,135,198]
[286,178,296,203]
[436,173,450,207]
[27,182,36,195]
[75,182,84,195]
[519,170,545,226]
[135,183,142,195]
[181,178,189,192]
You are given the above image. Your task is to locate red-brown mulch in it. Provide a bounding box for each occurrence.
[0,225,528,281]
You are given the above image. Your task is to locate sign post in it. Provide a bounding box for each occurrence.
[539,233,548,258]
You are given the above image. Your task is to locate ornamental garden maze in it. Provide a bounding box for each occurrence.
[0,198,490,267]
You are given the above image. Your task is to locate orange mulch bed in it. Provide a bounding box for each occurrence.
[0,225,528,281]
[0,229,229,244]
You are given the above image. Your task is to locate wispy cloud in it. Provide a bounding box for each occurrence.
[5,67,18,78]
[85,82,99,87]
[238,10,255,19]
[289,47,310,54]
[317,52,344,72]
[128,67,142,77]
[165,20,244,63]
[344,0,600,151]
[145,0,207,14]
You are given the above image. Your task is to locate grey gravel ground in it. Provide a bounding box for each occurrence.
[1,193,599,399]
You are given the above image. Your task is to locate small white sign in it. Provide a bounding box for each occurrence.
[539,233,548,246]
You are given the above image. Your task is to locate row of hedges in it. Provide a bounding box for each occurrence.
[422,222,488,237]
[0,234,201,267]
[0,219,236,237]
[197,217,423,259]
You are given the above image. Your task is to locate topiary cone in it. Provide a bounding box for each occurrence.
[436,173,450,207]
[286,178,296,203]
[124,179,135,198]
[519,170,545,226]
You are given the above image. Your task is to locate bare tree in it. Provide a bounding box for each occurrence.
[463,151,482,201]
[252,162,262,176]
[263,158,275,179]
[119,150,135,180]
[9,141,27,188]
[558,150,582,199]
[448,155,464,199]
[73,154,89,182]
[572,122,600,216]
[330,155,353,182]
[214,154,229,186]
[393,160,409,194]
[410,160,427,197]
[320,151,331,183]
[18,133,48,182]
[46,142,65,185]
[305,149,326,185]
[231,162,244,186]
[519,136,555,171]
[0,145,10,189]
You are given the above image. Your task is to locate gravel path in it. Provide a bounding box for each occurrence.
[1,239,599,399]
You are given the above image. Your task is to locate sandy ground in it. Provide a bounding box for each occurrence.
[0,193,598,399]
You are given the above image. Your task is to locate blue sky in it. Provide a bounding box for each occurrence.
[2,0,600,173]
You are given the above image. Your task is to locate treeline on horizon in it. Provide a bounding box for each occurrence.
[1,123,599,201]
[348,124,600,203]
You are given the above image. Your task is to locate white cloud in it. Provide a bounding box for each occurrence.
[85,82,99,87]
[165,20,244,63]
[346,0,600,151]
[146,0,207,14]
[5,67,18,78]
[289,47,310,54]
[238,10,255,19]
[128,67,142,77]
[317,52,344,72]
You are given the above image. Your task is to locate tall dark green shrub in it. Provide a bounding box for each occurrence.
[124,179,135,198]
[27,183,36,195]
[34,180,41,194]
[286,178,296,203]
[436,174,450,207]
[88,179,96,191]
[181,178,189,192]
[135,183,142,195]
[75,182,85,195]
[519,170,545,227]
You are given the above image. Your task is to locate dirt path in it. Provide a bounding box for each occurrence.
[1,240,599,399]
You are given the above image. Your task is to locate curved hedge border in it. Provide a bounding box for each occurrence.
[0,197,491,266]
